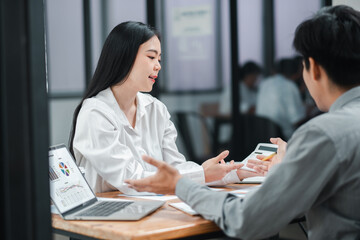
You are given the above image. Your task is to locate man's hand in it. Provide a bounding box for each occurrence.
[125,155,182,195]
[236,168,265,180]
[246,137,287,175]
[245,159,271,176]
[201,150,243,182]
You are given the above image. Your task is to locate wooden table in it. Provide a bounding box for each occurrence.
[52,184,256,240]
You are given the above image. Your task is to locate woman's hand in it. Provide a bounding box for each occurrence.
[246,137,287,175]
[201,150,243,183]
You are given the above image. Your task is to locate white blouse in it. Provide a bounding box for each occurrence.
[73,88,205,194]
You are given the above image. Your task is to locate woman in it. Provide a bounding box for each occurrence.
[69,21,260,194]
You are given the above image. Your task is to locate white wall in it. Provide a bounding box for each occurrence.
[49,98,81,146]
[90,0,146,73]
[274,0,321,60]
[45,0,85,94]
[333,0,360,10]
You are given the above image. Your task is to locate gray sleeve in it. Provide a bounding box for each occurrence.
[176,125,338,239]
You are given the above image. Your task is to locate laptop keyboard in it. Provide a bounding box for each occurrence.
[76,201,133,217]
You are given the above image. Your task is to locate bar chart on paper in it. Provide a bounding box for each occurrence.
[49,166,59,181]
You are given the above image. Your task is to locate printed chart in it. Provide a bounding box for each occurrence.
[59,162,70,176]
[49,147,94,213]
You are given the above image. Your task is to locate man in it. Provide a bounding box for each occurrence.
[220,61,262,115]
[256,57,305,139]
[126,5,360,239]
[219,61,262,147]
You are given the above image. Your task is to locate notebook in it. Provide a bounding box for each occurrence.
[49,144,164,220]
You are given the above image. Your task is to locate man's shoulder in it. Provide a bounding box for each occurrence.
[297,109,360,140]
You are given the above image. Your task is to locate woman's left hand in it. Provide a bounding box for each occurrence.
[201,150,243,183]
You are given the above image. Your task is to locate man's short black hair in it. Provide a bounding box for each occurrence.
[238,61,262,80]
[275,57,302,78]
[293,5,360,87]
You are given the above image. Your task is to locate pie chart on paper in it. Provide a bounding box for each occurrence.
[59,162,70,176]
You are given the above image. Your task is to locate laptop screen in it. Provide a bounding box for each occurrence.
[49,145,95,213]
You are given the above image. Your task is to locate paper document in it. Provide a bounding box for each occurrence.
[208,187,225,191]
[119,194,178,201]
[169,202,198,215]
[241,176,265,184]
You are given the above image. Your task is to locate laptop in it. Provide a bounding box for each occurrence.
[49,144,164,220]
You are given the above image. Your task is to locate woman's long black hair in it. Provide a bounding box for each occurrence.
[69,21,159,156]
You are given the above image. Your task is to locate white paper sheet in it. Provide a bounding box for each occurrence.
[119,195,178,201]
[169,202,198,215]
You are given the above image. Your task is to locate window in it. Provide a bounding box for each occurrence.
[274,0,321,60]
[45,0,85,95]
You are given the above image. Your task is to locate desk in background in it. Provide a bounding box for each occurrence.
[200,102,231,156]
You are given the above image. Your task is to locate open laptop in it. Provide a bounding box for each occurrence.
[49,144,164,220]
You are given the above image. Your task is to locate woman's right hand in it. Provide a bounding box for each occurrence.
[201,150,243,183]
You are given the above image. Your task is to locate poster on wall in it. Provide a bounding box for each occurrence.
[163,0,220,92]
[172,5,212,61]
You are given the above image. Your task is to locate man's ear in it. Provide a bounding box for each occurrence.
[308,57,321,81]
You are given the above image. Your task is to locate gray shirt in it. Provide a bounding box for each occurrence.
[176,86,360,239]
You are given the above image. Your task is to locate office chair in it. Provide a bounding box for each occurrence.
[173,111,214,165]
[236,114,285,159]
[208,113,285,160]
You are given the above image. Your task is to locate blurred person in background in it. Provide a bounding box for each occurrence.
[256,57,305,139]
[218,61,262,146]
[220,61,262,115]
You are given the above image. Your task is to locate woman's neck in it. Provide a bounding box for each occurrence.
[111,84,137,113]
